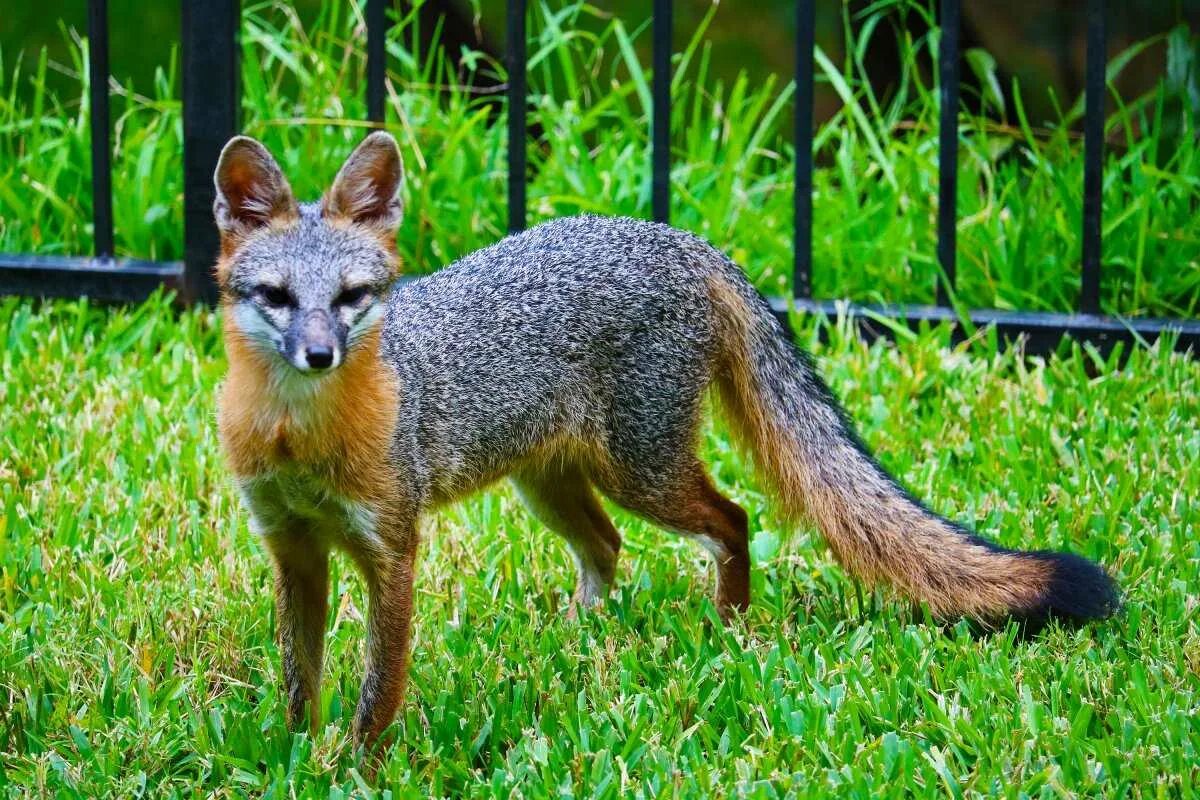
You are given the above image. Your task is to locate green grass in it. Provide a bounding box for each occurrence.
[2,0,1200,796]
[1,296,1198,797]
[0,1,1197,314]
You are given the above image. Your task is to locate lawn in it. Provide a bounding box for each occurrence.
[1,297,1198,797]
[2,1,1199,797]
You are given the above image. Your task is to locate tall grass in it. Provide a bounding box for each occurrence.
[0,1,1197,315]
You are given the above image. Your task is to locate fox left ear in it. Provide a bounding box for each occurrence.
[323,131,404,234]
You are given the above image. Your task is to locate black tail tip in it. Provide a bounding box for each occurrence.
[1012,551,1121,635]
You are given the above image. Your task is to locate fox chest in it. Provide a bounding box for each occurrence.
[217,338,402,502]
[238,470,383,552]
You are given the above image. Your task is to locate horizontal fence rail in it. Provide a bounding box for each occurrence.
[0,0,1197,356]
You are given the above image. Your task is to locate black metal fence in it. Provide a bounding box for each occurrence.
[3,0,1198,355]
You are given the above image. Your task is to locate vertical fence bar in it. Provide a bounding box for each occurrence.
[936,0,960,307]
[794,0,815,299]
[1081,0,1106,315]
[87,0,113,260]
[507,0,526,233]
[367,0,386,123]
[652,0,672,223]
[182,0,240,304]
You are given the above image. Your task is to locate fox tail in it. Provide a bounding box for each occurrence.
[708,271,1119,629]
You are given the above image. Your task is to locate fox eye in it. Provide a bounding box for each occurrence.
[335,286,370,306]
[255,284,293,308]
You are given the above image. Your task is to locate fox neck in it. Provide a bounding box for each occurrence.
[219,315,400,500]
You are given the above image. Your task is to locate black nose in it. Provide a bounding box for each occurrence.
[305,345,334,369]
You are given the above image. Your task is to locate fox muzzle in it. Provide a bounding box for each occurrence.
[286,309,342,373]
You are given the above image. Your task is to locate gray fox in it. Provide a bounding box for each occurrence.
[213,131,1119,748]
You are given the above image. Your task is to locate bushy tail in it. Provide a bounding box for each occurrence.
[707,272,1119,629]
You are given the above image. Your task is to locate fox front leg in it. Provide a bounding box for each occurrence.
[263,530,331,735]
[348,524,418,751]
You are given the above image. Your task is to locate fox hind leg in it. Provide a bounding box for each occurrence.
[512,461,621,614]
[597,461,751,619]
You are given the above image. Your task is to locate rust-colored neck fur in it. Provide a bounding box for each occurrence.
[218,317,400,503]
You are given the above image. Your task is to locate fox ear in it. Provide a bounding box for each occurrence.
[323,131,404,233]
[213,136,297,241]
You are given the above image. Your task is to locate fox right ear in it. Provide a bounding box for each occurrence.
[213,136,298,243]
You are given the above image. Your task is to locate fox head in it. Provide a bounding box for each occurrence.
[212,132,403,374]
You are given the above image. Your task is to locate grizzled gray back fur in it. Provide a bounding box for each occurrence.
[382,213,1117,627]
[383,215,734,504]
